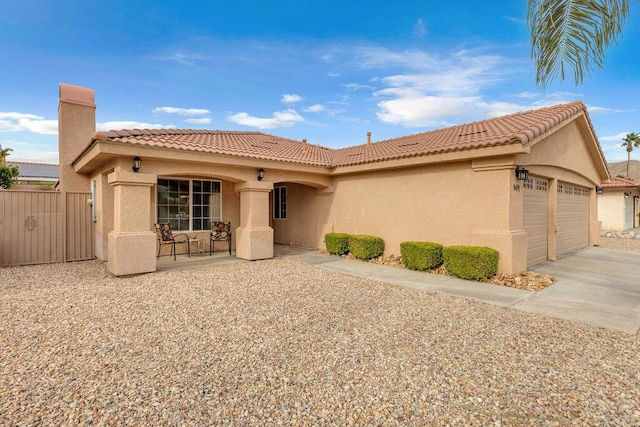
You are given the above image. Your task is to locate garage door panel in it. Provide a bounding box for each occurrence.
[524,177,549,267]
[557,183,589,256]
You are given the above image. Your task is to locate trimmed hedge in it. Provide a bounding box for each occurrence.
[400,241,443,271]
[324,233,351,255]
[348,235,384,260]
[443,246,499,281]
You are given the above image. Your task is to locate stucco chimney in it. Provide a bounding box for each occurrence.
[58,83,95,192]
[367,131,371,145]
[301,138,307,152]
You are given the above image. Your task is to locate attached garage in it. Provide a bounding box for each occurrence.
[524,176,549,268]
[556,182,590,257]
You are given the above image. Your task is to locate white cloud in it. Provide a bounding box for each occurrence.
[367,49,509,127]
[227,109,304,129]
[0,112,58,135]
[154,52,212,66]
[600,132,632,142]
[342,82,376,91]
[413,18,427,37]
[474,101,529,117]
[505,16,526,25]
[304,104,325,113]
[97,121,174,131]
[586,106,633,114]
[184,118,212,124]
[281,94,303,104]
[153,106,210,116]
[376,90,476,127]
[327,72,340,77]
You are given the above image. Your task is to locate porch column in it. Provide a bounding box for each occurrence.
[107,171,156,276]
[235,180,274,260]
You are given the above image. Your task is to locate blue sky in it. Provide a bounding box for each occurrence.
[1,0,639,164]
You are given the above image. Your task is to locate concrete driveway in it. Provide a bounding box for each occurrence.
[516,247,640,334]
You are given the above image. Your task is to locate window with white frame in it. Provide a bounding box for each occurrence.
[157,178,221,231]
[273,186,286,219]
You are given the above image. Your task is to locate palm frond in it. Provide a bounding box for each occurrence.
[528,0,630,88]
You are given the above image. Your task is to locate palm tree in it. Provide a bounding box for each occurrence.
[621,133,640,178]
[528,0,631,88]
[0,145,12,166]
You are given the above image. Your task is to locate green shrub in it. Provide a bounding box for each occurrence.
[324,233,351,255]
[443,246,499,281]
[348,235,384,260]
[400,241,443,271]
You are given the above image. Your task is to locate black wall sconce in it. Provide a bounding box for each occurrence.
[595,186,603,194]
[257,168,265,181]
[624,191,631,199]
[515,166,529,181]
[132,157,142,173]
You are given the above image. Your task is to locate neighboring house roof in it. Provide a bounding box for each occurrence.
[86,101,602,168]
[7,162,59,181]
[601,176,640,189]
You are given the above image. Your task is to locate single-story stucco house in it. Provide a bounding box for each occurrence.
[58,83,609,276]
[598,176,640,230]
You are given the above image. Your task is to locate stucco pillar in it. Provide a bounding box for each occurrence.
[548,178,558,261]
[107,171,157,276]
[235,181,274,260]
[589,188,600,246]
[470,160,527,274]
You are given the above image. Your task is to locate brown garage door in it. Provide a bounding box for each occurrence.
[557,182,590,256]
[523,176,549,267]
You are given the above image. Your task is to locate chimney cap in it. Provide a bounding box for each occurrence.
[59,83,95,108]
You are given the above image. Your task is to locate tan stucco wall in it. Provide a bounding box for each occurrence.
[272,183,331,248]
[598,190,639,230]
[272,161,527,273]
[58,84,95,192]
[515,119,604,187]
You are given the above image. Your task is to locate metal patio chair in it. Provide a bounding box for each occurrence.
[154,223,190,260]
[210,221,232,256]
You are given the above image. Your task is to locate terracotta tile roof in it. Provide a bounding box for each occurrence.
[90,101,599,168]
[332,101,593,166]
[92,129,334,166]
[602,176,640,188]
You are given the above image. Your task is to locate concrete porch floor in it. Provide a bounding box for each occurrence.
[155,244,313,272]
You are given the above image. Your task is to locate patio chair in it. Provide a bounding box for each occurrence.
[210,221,232,256]
[154,223,190,260]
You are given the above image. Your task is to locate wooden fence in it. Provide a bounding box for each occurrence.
[0,190,94,267]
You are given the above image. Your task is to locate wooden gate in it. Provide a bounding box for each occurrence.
[0,190,95,266]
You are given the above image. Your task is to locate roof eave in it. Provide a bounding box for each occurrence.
[329,142,527,175]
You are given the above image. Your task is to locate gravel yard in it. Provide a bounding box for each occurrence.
[598,236,640,253]
[2,258,640,425]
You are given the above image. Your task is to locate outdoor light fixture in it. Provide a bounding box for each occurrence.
[596,186,603,194]
[257,168,265,181]
[132,157,142,173]
[625,192,631,199]
[515,166,529,181]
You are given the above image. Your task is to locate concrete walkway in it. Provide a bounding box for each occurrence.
[280,246,640,335]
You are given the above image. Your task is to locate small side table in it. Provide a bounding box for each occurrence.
[189,238,204,256]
